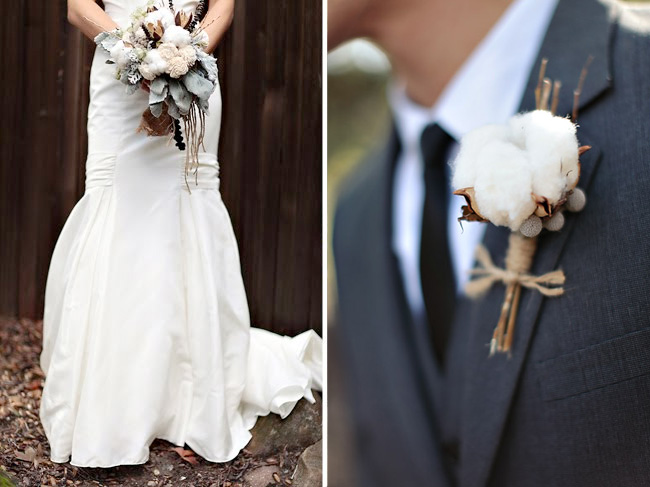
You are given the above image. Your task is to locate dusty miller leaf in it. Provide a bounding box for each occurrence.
[168,80,191,116]
[182,69,214,100]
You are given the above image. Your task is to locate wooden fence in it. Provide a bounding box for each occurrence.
[0,0,322,335]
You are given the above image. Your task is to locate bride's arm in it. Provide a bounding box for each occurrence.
[68,0,118,40]
[200,0,235,53]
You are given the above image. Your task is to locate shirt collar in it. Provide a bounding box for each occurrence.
[390,0,559,154]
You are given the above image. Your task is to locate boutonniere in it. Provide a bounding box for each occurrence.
[451,59,591,356]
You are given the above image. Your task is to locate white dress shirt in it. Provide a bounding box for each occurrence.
[390,0,559,322]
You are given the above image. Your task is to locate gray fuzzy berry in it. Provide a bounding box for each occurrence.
[566,188,586,212]
[520,215,543,238]
[543,211,565,232]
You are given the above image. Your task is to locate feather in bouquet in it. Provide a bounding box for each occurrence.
[93,0,216,188]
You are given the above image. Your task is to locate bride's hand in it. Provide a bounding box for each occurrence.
[199,0,235,53]
[68,0,118,41]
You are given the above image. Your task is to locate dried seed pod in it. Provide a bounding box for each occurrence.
[453,187,488,222]
[137,106,174,137]
[565,188,586,212]
[532,193,552,217]
[543,211,565,232]
[520,215,543,238]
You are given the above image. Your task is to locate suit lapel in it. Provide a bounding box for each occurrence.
[368,125,445,428]
[352,125,451,482]
[460,1,614,485]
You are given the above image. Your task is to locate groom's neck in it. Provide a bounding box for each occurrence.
[367,0,512,107]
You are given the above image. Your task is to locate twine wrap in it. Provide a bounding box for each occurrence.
[466,234,566,298]
[465,232,566,355]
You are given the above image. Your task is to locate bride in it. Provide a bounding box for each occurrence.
[39,0,322,468]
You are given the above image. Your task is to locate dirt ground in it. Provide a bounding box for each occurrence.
[0,318,303,487]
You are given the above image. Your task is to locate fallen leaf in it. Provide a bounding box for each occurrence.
[15,447,36,463]
[170,447,199,466]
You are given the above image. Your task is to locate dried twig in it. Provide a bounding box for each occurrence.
[535,58,548,110]
[572,55,594,122]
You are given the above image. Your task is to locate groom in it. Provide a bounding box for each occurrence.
[331,0,650,486]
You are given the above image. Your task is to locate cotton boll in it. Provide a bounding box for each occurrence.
[162,25,192,47]
[473,141,536,231]
[452,109,582,232]
[139,49,169,80]
[452,124,511,190]
[138,64,156,81]
[109,40,130,69]
[514,110,579,204]
[144,9,175,29]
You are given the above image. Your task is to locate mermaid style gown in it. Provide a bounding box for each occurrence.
[39,0,322,467]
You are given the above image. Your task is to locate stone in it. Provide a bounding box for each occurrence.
[243,465,280,487]
[247,392,322,457]
[292,440,322,487]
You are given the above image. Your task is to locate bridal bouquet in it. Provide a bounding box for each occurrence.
[94,0,216,185]
[452,59,591,356]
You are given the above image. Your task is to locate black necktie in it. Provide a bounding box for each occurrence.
[419,123,456,366]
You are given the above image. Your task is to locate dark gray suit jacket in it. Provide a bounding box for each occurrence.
[333,1,650,486]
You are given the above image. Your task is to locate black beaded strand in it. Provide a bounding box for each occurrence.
[173,119,186,151]
[188,0,208,30]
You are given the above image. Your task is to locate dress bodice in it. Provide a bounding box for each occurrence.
[103,0,201,27]
[88,0,222,164]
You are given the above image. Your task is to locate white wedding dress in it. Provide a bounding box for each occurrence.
[39,0,322,468]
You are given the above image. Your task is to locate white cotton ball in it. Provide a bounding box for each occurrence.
[139,49,168,80]
[452,110,581,232]
[162,25,192,47]
[145,9,175,29]
[520,215,543,238]
[109,40,130,69]
[543,211,565,232]
[452,124,511,190]
[511,110,579,204]
[473,140,537,231]
[565,187,586,212]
